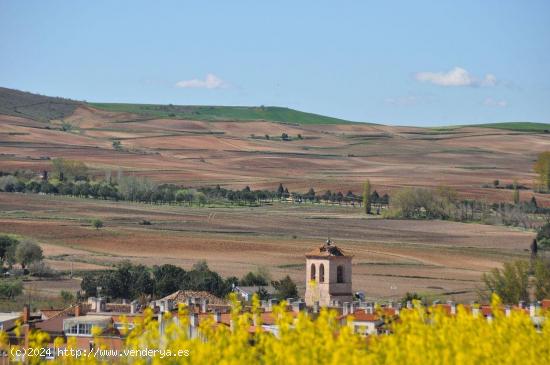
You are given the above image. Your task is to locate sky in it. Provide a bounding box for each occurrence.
[0,0,549,126]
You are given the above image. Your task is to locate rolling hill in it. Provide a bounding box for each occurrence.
[88,103,358,125]
[0,87,80,122]
[1,85,550,206]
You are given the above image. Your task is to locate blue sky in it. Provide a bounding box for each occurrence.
[1,0,549,126]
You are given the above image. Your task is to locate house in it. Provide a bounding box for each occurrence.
[0,312,19,332]
[233,285,277,301]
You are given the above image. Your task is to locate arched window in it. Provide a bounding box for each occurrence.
[319,264,325,283]
[310,264,316,281]
[337,265,344,283]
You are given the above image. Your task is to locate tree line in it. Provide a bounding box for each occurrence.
[80,261,297,301]
[0,159,390,208]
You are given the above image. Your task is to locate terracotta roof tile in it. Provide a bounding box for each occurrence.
[159,290,228,306]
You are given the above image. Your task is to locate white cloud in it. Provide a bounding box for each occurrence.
[175,74,227,89]
[415,67,497,87]
[483,97,507,107]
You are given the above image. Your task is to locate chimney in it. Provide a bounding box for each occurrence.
[448,301,456,315]
[22,304,30,324]
[268,299,278,312]
[158,313,165,335]
[313,301,320,314]
[96,298,105,313]
[74,304,81,317]
[213,311,221,323]
[130,301,138,314]
[292,301,305,313]
[342,302,350,316]
[88,297,96,310]
[200,298,208,313]
[190,313,199,328]
[505,306,511,317]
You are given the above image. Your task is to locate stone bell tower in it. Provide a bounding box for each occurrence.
[304,239,353,307]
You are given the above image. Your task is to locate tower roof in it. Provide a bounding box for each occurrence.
[305,239,351,258]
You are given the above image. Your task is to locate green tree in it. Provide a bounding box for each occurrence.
[240,268,270,286]
[52,158,88,181]
[112,140,122,150]
[271,275,297,299]
[513,188,520,205]
[176,189,195,205]
[15,240,43,269]
[533,259,550,300]
[363,179,372,214]
[60,290,75,304]
[534,151,550,191]
[92,218,104,230]
[401,292,424,306]
[194,192,207,206]
[482,260,530,304]
[0,280,23,299]
[0,234,19,266]
[152,264,187,298]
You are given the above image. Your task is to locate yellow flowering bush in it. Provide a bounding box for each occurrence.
[1,294,548,364]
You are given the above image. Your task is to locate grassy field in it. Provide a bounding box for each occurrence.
[88,103,358,125]
[0,192,535,304]
[467,122,550,132]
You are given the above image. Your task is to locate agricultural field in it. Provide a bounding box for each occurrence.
[0,192,534,302]
[2,98,550,204]
[0,87,548,305]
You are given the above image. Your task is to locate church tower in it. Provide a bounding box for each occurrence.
[304,239,353,307]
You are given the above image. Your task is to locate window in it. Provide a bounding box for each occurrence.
[337,265,344,283]
[310,264,316,281]
[78,323,92,335]
[319,264,325,283]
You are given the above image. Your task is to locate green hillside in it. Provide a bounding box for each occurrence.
[88,103,358,125]
[471,122,550,133]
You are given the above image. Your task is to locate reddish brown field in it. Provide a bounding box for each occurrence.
[0,193,534,303]
[0,105,547,305]
[2,106,550,203]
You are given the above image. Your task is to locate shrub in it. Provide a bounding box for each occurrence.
[28,261,56,277]
[0,280,23,299]
[92,218,104,230]
[60,290,75,304]
[0,175,19,192]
